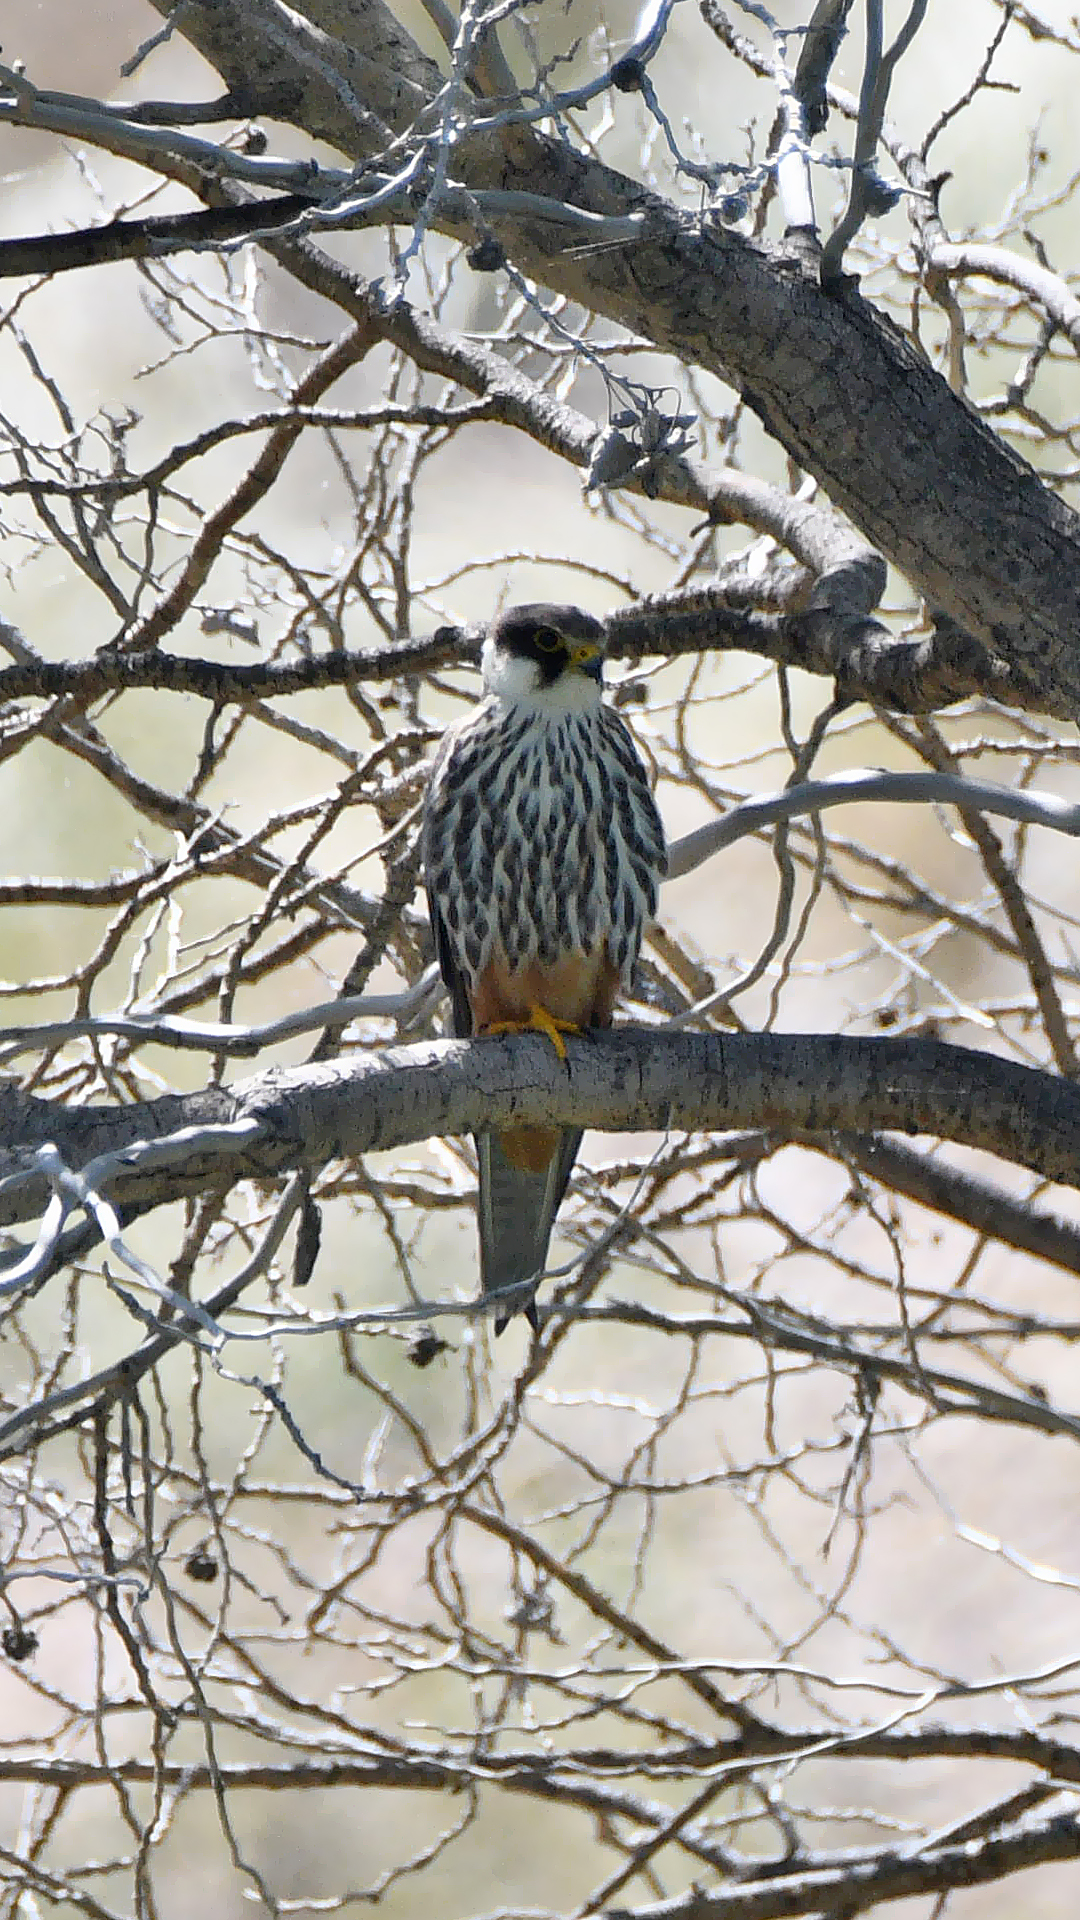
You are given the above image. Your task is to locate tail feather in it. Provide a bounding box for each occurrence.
[477,1127,583,1331]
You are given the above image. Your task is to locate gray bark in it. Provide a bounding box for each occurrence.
[2,1031,1077,1226]
[151,0,1080,716]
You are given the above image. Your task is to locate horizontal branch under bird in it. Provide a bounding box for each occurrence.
[0,1031,1077,1232]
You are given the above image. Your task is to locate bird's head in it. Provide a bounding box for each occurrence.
[481,604,606,703]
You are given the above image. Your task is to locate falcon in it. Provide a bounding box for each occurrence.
[422,603,666,1330]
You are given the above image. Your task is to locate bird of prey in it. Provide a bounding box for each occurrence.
[422,603,666,1330]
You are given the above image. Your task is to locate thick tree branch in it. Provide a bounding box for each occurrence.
[6,15,1080,1913]
[144,0,1080,718]
[0,191,320,275]
[836,1133,1080,1276]
[4,12,1074,711]
[1,1032,1078,1229]
[7,569,989,715]
[624,1804,1080,1919]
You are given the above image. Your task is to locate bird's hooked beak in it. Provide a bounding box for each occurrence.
[569,641,603,681]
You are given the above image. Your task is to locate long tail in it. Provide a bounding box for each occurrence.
[476,1127,583,1331]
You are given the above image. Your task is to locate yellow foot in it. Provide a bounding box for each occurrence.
[484,1003,581,1063]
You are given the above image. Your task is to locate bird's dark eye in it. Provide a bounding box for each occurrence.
[534,628,564,653]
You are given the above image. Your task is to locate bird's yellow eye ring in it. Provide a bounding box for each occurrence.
[534,627,564,653]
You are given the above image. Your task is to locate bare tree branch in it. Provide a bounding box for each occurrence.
[1,1031,1077,1229]
[132,0,1080,716]
[6,10,1080,1916]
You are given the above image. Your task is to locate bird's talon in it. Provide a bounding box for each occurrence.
[485,1004,581,1063]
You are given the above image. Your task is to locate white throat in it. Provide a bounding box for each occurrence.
[480,638,603,717]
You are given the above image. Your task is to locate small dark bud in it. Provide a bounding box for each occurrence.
[610,56,645,92]
[409,1326,449,1369]
[717,190,750,224]
[184,1549,219,1583]
[2,1622,38,1662]
[467,236,505,272]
